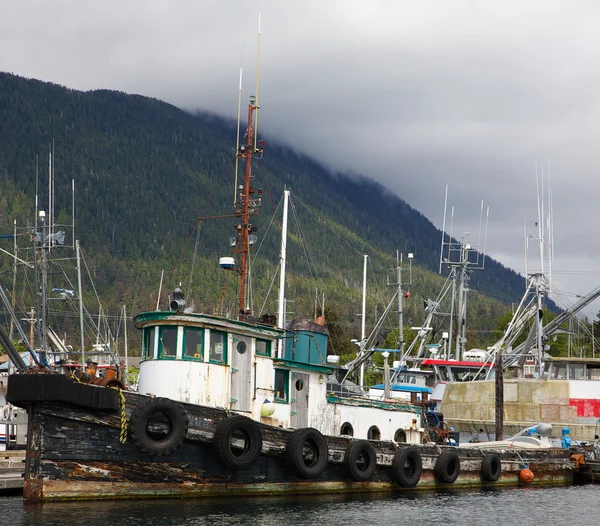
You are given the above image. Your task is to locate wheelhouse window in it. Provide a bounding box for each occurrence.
[256,339,271,357]
[569,364,584,380]
[158,326,178,359]
[183,328,204,361]
[274,369,289,403]
[209,331,227,364]
[142,327,156,361]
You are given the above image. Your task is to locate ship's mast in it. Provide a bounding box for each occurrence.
[234,96,263,320]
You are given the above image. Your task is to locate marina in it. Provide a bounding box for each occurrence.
[1,94,598,503]
[2,2,600,517]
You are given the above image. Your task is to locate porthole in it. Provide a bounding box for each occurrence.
[367,426,381,441]
[340,423,354,436]
[295,379,305,391]
[394,429,407,443]
[236,340,247,354]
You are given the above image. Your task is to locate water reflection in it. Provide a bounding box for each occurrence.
[1,486,598,526]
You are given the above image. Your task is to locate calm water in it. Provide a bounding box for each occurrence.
[1,486,600,526]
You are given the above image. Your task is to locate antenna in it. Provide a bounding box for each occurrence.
[234,67,243,203]
[481,205,489,268]
[439,185,448,274]
[35,155,39,233]
[253,12,261,151]
[524,216,528,281]
[72,179,75,249]
[48,148,52,251]
[548,161,554,288]
[535,162,544,274]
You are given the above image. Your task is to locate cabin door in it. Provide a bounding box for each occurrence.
[290,372,309,429]
[230,335,252,413]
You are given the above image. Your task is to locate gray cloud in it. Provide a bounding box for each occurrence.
[2,0,600,315]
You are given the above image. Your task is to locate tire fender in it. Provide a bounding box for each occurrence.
[434,450,460,484]
[129,397,188,456]
[213,415,262,470]
[481,453,502,482]
[286,427,329,479]
[391,447,422,488]
[344,440,377,482]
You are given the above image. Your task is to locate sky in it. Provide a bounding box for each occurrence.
[2,0,600,316]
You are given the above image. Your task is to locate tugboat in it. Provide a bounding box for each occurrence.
[4,59,578,503]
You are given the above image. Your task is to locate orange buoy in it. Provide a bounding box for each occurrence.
[519,468,534,484]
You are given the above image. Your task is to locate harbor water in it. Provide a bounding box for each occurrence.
[2,486,600,526]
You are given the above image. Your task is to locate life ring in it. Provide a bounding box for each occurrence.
[344,439,377,482]
[213,415,262,470]
[391,447,422,488]
[481,453,502,482]
[129,397,188,456]
[434,450,460,484]
[286,427,329,479]
[1,404,11,421]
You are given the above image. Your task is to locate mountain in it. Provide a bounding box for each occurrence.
[0,72,531,355]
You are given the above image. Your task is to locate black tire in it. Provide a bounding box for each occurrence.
[213,415,262,470]
[344,440,377,482]
[129,397,188,456]
[286,428,329,479]
[434,450,460,484]
[481,453,502,482]
[391,447,422,488]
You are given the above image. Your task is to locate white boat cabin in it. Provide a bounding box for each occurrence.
[134,311,422,444]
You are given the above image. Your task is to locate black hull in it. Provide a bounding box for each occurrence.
[8,374,576,501]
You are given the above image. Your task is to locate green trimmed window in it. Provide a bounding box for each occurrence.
[274,369,289,403]
[158,326,178,359]
[256,339,271,357]
[209,331,227,364]
[142,327,156,360]
[183,328,204,361]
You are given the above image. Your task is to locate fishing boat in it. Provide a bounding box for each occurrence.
[2,48,579,500]
[417,183,600,442]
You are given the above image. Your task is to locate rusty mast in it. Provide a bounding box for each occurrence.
[234,94,263,320]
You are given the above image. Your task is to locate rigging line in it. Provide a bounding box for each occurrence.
[249,193,283,271]
[215,266,232,316]
[186,221,202,300]
[255,160,278,215]
[54,258,113,349]
[78,248,102,311]
[289,197,315,282]
[168,159,234,286]
[291,192,364,257]
[366,255,388,310]
[258,264,280,317]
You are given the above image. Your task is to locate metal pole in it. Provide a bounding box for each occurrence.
[359,254,367,388]
[495,352,504,441]
[397,253,404,354]
[9,219,17,340]
[277,190,290,358]
[76,240,85,365]
[123,304,129,385]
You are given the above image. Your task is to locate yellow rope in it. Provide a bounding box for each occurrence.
[110,386,128,444]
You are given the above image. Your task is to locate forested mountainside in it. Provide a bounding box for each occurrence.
[0,72,532,356]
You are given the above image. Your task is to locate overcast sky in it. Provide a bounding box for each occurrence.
[2,1,600,316]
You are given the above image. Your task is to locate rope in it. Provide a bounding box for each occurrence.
[110,386,128,444]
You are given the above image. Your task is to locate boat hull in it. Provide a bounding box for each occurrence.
[10,376,575,502]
